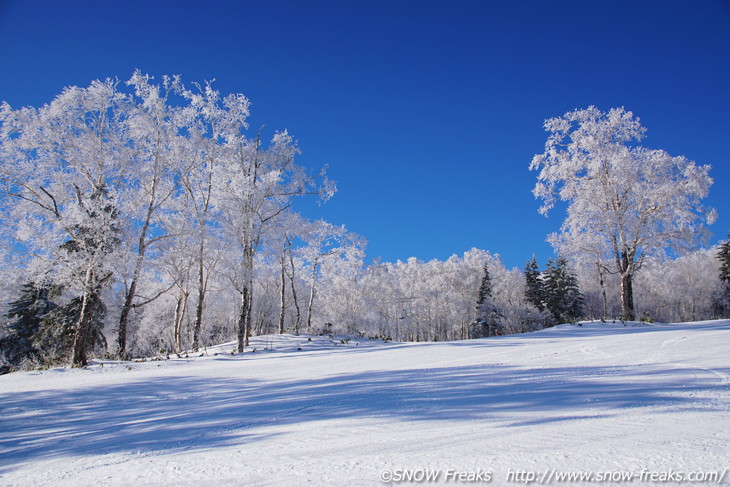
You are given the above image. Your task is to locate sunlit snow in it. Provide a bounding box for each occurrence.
[1,321,728,486]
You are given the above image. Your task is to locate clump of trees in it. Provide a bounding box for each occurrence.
[470,255,583,339]
[0,72,337,368]
[0,90,725,373]
[530,106,716,321]
[524,255,583,325]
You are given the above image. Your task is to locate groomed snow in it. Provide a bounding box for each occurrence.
[1,321,729,486]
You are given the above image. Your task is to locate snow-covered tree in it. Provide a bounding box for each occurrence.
[308,231,366,335]
[213,126,334,352]
[634,249,720,322]
[531,106,716,321]
[296,220,363,331]
[114,72,185,358]
[0,79,129,365]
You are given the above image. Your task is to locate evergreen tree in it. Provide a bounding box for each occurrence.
[715,234,730,318]
[0,283,57,374]
[34,293,108,365]
[719,235,730,284]
[524,255,545,312]
[543,256,583,325]
[477,262,493,306]
[470,262,504,338]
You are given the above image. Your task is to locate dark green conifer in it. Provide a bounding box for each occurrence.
[470,262,504,338]
[0,283,57,373]
[477,262,493,306]
[543,256,583,325]
[524,255,545,312]
[715,234,730,318]
[34,293,107,365]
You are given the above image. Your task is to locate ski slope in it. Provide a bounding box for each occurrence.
[1,321,729,486]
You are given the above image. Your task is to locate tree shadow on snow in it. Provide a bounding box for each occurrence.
[1,357,727,474]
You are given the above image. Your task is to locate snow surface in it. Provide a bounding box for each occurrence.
[1,322,729,486]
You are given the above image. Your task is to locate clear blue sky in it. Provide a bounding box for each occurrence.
[1,0,728,269]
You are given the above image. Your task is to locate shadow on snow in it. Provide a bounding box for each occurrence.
[1,356,727,473]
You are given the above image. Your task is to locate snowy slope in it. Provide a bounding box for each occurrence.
[1,322,729,486]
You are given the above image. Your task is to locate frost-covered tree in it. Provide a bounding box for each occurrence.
[282,231,304,334]
[307,230,366,335]
[263,213,305,335]
[531,106,716,321]
[297,220,363,331]
[213,125,334,353]
[115,72,185,358]
[634,249,719,322]
[177,134,222,353]
[0,79,128,365]
[57,185,120,365]
[575,262,620,321]
[155,216,197,354]
[0,72,340,364]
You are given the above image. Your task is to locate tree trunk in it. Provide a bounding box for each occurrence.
[597,263,608,321]
[279,255,286,334]
[306,263,318,330]
[245,287,252,347]
[287,248,302,335]
[306,285,315,330]
[173,291,189,353]
[71,268,95,367]
[71,294,91,367]
[192,289,204,352]
[237,286,250,353]
[292,284,301,334]
[192,239,206,352]
[237,286,253,348]
[620,271,635,321]
[117,278,137,359]
[237,244,255,352]
[117,190,157,359]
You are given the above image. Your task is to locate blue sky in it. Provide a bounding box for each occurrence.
[1,0,728,269]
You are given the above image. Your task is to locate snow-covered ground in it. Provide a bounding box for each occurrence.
[1,321,729,486]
